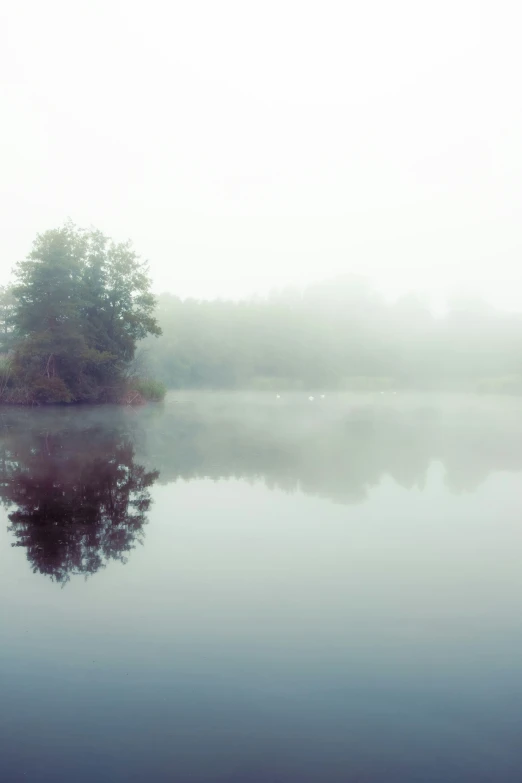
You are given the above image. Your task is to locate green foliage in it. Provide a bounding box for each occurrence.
[0,356,10,375]
[130,378,167,401]
[1,222,162,405]
[0,285,16,353]
[143,282,522,393]
[29,376,74,404]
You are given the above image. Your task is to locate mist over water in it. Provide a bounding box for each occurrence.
[1,394,522,782]
[4,1,522,779]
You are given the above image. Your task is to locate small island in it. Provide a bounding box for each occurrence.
[0,222,164,405]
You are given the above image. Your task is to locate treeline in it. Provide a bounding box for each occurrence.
[144,281,522,391]
[3,224,522,398]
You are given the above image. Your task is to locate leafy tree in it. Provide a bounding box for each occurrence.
[0,285,16,353]
[3,222,161,403]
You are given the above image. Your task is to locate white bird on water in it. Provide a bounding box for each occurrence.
[308,395,315,401]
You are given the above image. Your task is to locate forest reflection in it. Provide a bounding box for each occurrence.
[0,411,159,583]
[138,394,522,502]
[2,395,522,581]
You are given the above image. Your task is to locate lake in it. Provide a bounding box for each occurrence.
[1,392,522,782]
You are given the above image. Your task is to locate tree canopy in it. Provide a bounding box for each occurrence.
[1,222,161,404]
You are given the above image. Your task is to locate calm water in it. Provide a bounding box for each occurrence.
[1,393,522,782]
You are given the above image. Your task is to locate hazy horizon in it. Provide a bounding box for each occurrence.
[3,1,522,310]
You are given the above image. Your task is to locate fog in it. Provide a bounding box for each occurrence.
[2,393,522,521]
[141,280,522,392]
[3,1,522,309]
[4,6,522,773]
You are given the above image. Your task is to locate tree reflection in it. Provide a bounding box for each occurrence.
[2,396,522,582]
[0,415,159,583]
[138,395,522,503]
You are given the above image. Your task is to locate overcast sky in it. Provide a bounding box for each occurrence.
[2,0,521,307]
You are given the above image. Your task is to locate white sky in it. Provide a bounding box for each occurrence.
[2,0,522,308]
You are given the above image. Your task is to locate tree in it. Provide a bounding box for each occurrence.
[4,222,162,404]
[0,285,16,353]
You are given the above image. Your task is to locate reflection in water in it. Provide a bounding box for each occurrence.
[138,394,522,503]
[1,396,522,782]
[2,395,522,580]
[0,411,159,582]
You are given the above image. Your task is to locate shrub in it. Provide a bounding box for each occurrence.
[31,377,74,404]
[130,378,166,401]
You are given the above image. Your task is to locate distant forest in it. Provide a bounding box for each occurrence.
[143,280,522,392]
[3,224,522,399]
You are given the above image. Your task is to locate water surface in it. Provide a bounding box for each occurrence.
[1,393,522,782]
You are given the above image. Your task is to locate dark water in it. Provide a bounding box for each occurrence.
[1,393,522,783]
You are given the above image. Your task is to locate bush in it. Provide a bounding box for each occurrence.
[130,378,166,401]
[31,377,74,403]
